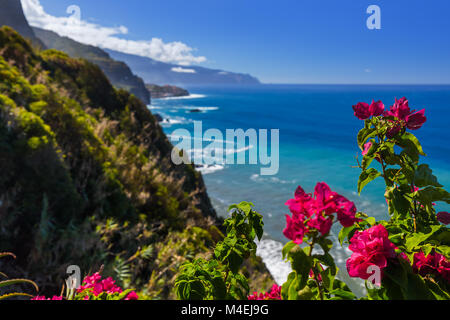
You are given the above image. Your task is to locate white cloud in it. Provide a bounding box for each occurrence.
[21,0,207,66]
[171,67,196,73]
[364,68,372,73]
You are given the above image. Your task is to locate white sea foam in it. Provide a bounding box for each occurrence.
[195,164,225,175]
[250,174,296,185]
[181,106,219,113]
[157,94,206,100]
[160,117,192,126]
[256,239,291,285]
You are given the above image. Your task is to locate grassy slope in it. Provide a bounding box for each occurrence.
[0,27,272,299]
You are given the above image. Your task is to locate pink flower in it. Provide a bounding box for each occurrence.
[385,97,411,120]
[335,198,360,227]
[362,142,373,156]
[124,291,139,300]
[369,100,384,116]
[437,212,450,225]
[406,109,426,130]
[383,97,426,136]
[31,296,63,300]
[283,184,360,243]
[285,186,314,216]
[353,102,371,120]
[413,251,450,283]
[346,225,397,280]
[248,284,281,300]
[307,211,333,236]
[283,213,308,244]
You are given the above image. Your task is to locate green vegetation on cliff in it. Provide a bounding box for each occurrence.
[32,27,150,105]
[0,26,272,299]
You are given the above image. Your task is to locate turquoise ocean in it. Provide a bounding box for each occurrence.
[149,85,450,294]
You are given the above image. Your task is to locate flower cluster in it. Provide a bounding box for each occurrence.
[77,272,138,300]
[31,296,63,300]
[352,100,384,120]
[248,284,281,300]
[346,225,402,280]
[353,97,427,139]
[283,183,360,244]
[437,212,450,225]
[413,251,450,283]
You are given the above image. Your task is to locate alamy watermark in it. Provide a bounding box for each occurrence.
[170,121,280,176]
[366,265,382,289]
[366,5,381,30]
[66,265,81,290]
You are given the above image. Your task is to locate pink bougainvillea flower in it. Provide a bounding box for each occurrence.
[335,198,360,228]
[353,102,371,120]
[346,225,398,280]
[307,211,333,236]
[248,284,281,300]
[283,183,360,243]
[31,296,63,300]
[406,109,427,130]
[283,213,308,244]
[413,251,450,283]
[369,100,384,116]
[124,291,139,300]
[314,182,339,215]
[285,186,313,216]
[437,212,450,225]
[383,97,427,136]
[362,142,373,156]
[384,97,411,120]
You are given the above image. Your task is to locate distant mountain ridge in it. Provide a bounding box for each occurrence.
[0,0,44,48]
[33,27,151,105]
[105,49,261,86]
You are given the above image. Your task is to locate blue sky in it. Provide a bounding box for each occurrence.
[30,0,450,84]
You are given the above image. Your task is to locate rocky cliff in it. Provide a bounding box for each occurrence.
[0,0,44,47]
[106,49,261,86]
[146,84,189,99]
[33,27,151,105]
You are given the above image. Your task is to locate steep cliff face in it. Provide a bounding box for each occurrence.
[0,26,272,299]
[106,49,261,86]
[0,26,217,297]
[33,27,151,105]
[0,0,44,47]
[146,84,189,99]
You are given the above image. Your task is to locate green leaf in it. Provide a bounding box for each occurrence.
[414,164,442,188]
[297,285,315,300]
[282,241,297,260]
[286,246,312,290]
[395,132,426,162]
[281,272,295,300]
[357,127,377,149]
[0,292,34,300]
[385,186,412,219]
[338,225,357,246]
[358,168,382,194]
[317,238,333,253]
[405,225,442,251]
[366,217,376,226]
[329,288,356,300]
[0,279,38,292]
[425,279,450,300]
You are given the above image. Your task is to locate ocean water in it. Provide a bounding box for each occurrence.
[149,84,450,294]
